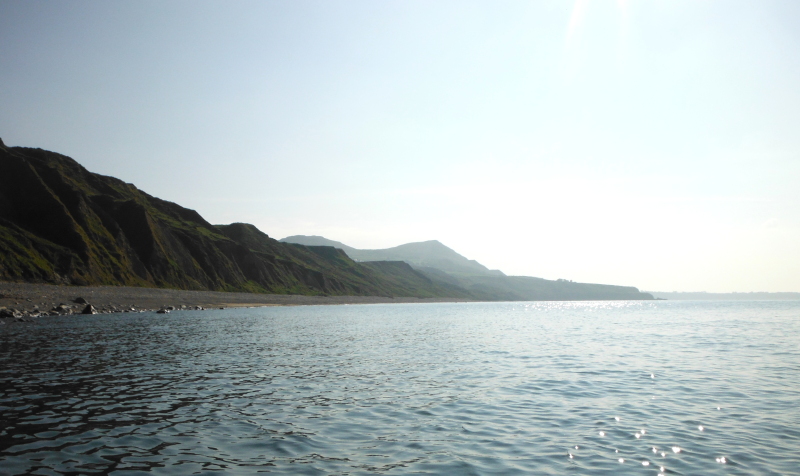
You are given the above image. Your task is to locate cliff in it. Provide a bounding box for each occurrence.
[282,236,654,301]
[0,140,652,301]
[0,142,464,298]
[282,236,505,277]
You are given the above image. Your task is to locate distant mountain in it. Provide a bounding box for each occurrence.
[281,236,504,277]
[458,275,654,301]
[0,140,466,298]
[280,235,358,254]
[281,235,654,301]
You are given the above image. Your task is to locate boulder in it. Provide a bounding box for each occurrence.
[74,297,88,304]
[81,304,96,315]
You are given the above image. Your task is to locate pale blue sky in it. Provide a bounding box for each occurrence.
[2,1,799,292]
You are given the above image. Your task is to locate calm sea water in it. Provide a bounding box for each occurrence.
[1,301,799,475]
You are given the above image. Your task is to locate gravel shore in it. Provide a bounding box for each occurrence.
[0,281,473,323]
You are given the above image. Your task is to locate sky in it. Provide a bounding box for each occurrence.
[1,0,799,292]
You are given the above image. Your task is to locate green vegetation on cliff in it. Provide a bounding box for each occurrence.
[0,139,652,301]
[0,140,463,297]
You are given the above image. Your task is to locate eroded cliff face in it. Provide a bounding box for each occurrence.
[0,143,464,297]
[0,140,652,301]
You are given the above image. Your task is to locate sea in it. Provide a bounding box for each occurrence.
[1,300,798,475]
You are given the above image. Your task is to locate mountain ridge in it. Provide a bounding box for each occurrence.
[281,236,505,277]
[0,140,652,301]
[0,143,463,298]
[280,235,654,301]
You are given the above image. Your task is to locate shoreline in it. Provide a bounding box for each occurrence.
[0,281,475,322]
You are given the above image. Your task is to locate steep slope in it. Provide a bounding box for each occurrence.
[0,140,653,302]
[281,234,654,301]
[0,141,461,297]
[217,224,471,298]
[281,236,504,277]
[279,235,358,254]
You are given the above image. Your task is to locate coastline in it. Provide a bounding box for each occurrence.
[0,281,475,322]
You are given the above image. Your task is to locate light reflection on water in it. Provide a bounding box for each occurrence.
[1,300,799,475]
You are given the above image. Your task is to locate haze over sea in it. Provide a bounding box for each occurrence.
[1,300,798,475]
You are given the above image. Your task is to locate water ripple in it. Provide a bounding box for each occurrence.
[1,301,799,474]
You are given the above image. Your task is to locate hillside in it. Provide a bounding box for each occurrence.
[0,140,464,298]
[281,236,504,277]
[281,235,654,301]
[280,235,358,254]
[0,139,653,302]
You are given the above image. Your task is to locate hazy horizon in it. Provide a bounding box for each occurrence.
[2,1,799,292]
